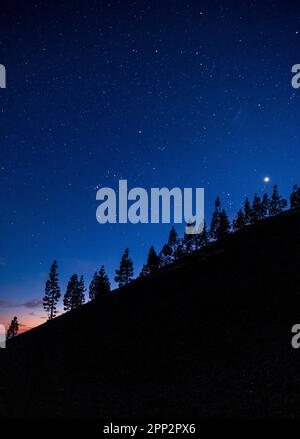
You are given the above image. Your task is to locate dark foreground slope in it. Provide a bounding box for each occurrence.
[2,209,300,419]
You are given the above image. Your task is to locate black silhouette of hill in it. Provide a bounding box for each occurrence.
[2,208,300,419]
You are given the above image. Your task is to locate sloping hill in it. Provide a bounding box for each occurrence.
[2,208,300,418]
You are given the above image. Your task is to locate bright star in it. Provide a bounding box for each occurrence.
[264,176,270,183]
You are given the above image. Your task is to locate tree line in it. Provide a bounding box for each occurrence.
[6,184,300,336]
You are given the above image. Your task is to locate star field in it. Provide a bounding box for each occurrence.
[1,0,300,329]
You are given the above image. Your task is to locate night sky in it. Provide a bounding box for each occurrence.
[1,0,300,331]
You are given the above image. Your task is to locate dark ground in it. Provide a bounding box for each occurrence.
[2,208,300,419]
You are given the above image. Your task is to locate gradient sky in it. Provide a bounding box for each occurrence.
[1,0,300,331]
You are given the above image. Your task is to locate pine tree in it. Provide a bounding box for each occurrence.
[210,197,222,240]
[97,266,111,296]
[159,243,172,266]
[115,248,134,287]
[290,185,300,208]
[89,266,110,300]
[198,221,209,247]
[64,274,78,311]
[269,185,287,215]
[167,226,180,260]
[89,272,98,301]
[251,193,262,223]
[182,231,194,254]
[261,193,270,218]
[233,209,246,231]
[244,197,252,224]
[6,316,19,340]
[147,246,161,272]
[43,260,61,320]
[194,234,200,251]
[217,209,231,240]
[139,246,160,277]
[64,274,85,311]
[73,275,85,309]
[175,241,184,259]
[139,263,150,277]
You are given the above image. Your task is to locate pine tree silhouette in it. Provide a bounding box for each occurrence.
[43,260,61,320]
[251,193,262,223]
[64,274,77,311]
[233,209,246,231]
[115,248,134,287]
[182,231,194,254]
[290,185,300,208]
[89,266,111,300]
[73,275,85,309]
[269,185,287,215]
[64,274,85,311]
[159,243,172,266]
[139,264,150,277]
[148,246,160,271]
[210,197,222,240]
[198,221,209,247]
[139,246,160,277]
[6,316,19,340]
[244,197,252,224]
[167,226,180,261]
[261,193,270,218]
[217,209,231,240]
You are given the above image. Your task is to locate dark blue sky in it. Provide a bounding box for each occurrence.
[1,0,300,329]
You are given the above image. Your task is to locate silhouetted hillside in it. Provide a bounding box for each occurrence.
[2,208,300,419]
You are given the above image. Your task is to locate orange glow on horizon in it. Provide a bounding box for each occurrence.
[0,312,47,335]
